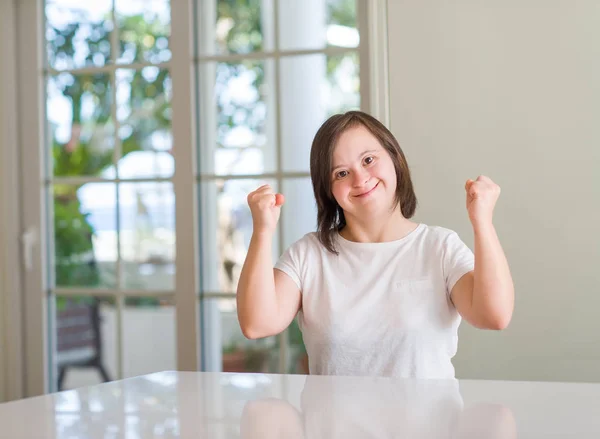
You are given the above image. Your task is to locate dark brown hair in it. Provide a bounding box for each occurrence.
[309,110,417,254]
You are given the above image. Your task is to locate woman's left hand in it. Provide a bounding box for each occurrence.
[465,175,501,227]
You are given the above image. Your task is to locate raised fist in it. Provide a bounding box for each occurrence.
[247,184,285,235]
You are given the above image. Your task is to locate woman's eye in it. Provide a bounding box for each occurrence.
[336,170,348,179]
[364,156,374,165]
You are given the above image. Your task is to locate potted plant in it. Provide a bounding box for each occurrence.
[222,340,272,373]
[287,318,308,374]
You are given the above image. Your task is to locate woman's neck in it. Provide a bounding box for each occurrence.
[339,208,419,243]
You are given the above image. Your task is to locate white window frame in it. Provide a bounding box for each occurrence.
[16,0,48,399]
[0,0,24,403]
[9,0,388,398]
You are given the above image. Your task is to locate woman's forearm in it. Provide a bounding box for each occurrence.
[472,222,515,329]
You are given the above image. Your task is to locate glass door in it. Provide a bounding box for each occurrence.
[43,0,181,391]
[194,0,363,375]
[18,0,381,395]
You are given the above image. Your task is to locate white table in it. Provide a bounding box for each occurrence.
[1,371,599,438]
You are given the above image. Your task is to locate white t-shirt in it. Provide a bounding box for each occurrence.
[274,223,475,379]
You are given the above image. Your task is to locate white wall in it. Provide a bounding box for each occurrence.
[387,0,600,382]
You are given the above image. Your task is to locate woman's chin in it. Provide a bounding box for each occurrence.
[349,198,391,218]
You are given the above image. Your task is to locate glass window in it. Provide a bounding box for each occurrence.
[195,0,361,374]
[44,0,175,391]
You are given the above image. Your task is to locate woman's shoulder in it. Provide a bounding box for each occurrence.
[284,231,322,254]
[276,232,330,269]
[419,223,460,238]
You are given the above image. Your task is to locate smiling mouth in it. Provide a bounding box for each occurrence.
[355,182,379,198]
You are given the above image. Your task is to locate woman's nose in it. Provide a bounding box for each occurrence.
[352,168,369,187]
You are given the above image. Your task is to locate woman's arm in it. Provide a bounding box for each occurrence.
[450,176,514,330]
[237,185,302,339]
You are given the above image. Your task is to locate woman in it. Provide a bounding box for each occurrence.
[237,110,514,378]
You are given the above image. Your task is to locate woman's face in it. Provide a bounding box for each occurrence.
[330,125,398,220]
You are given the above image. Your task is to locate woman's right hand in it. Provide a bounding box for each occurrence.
[247,184,285,235]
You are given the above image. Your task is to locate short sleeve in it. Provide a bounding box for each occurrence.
[442,231,475,295]
[274,240,304,291]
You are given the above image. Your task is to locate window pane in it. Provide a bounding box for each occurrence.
[116,0,171,64]
[197,60,276,176]
[278,0,358,51]
[123,297,176,378]
[119,182,175,290]
[281,178,317,249]
[54,295,117,390]
[54,184,117,288]
[197,0,274,56]
[116,68,173,178]
[45,0,113,70]
[280,52,360,172]
[201,298,279,373]
[279,179,312,375]
[199,179,279,294]
[48,73,115,178]
[325,52,360,114]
